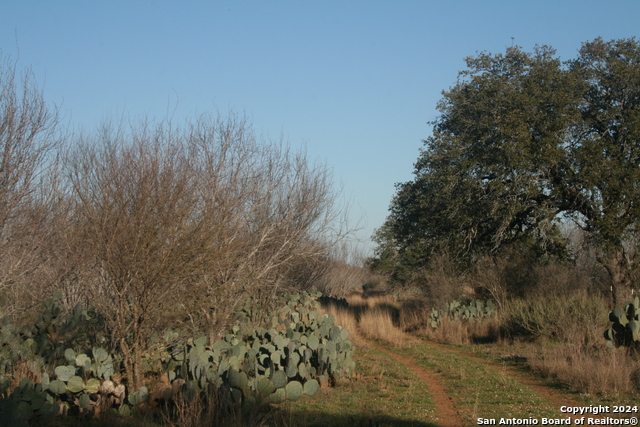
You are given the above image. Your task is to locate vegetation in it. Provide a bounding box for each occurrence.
[363,36,640,421]
[428,299,496,330]
[605,296,640,351]
[0,291,357,426]
[0,50,366,425]
[3,36,640,425]
[372,37,640,305]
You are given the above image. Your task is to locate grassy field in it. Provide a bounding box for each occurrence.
[261,290,640,427]
[271,342,436,426]
[267,337,639,426]
[26,290,640,426]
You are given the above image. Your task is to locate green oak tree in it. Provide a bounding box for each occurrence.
[373,38,640,304]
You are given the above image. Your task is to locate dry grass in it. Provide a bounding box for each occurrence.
[345,290,396,309]
[398,298,432,334]
[394,284,637,397]
[345,290,413,347]
[9,359,43,391]
[507,342,640,396]
[381,250,640,398]
[398,297,500,345]
[156,386,277,427]
[399,286,637,397]
[320,290,412,348]
[418,316,500,346]
[358,307,412,347]
[489,289,640,396]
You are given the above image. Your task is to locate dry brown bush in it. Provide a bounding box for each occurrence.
[501,289,608,345]
[405,252,470,307]
[0,54,69,318]
[315,258,368,298]
[65,113,350,390]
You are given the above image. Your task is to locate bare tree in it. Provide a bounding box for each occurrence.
[67,113,351,390]
[179,115,354,341]
[0,54,63,316]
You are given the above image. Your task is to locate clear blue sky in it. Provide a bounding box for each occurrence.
[2,1,639,256]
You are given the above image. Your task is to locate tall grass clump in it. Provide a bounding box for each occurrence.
[319,290,411,347]
[501,289,608,346]
[500,289,640,395]
[526,344,640,396]
[358,307,411,347]
[399,301,500,345]
[422,316,500,346]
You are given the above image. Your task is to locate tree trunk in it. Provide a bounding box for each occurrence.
[120,337,135,393]
[599,247,632,308]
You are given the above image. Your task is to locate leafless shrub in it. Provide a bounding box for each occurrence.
[66,113,350,390]
[316,254,369,298]
[0,54,65,317]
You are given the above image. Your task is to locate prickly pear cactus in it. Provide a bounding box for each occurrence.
[153,291,356,410]
[0,290,356,424]
[605,296,640,351]
[429,299,497,329]
[0,292,124,425]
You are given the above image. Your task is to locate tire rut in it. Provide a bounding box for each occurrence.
[370,336,609,425]
[422,340,583,408]
[364,338,465,427]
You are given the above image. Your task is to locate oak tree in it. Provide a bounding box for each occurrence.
[374,38,640,304]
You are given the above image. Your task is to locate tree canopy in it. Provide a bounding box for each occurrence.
[373,38,640,301]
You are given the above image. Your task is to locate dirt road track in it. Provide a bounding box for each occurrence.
[365,338,609,426]
[365,339,465,427]
[424,341,585,411]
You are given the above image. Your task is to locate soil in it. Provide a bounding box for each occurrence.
[365,337,609,426]
[365,339,465,427]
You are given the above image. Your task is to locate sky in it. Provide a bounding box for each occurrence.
[1,1,639,257]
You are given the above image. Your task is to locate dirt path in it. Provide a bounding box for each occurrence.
[364,339,465,427]
[422,340,586,412]
[366,336,609,426]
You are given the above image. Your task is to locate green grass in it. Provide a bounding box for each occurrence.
[269,342,437,426]
[468,340,640,408]
[395,342,562,424]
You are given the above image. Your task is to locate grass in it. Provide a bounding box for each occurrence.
[413,315,500,346]
[318,288,640,423]
[471,339,640,406]
[394,341,561,424]
[270,287,640,426]
[270,341,437,426]
[322,290,412,347]
[54,292,640,427]
[358,307,412,348]
[398,288,640,400]
[42,288,640,425]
